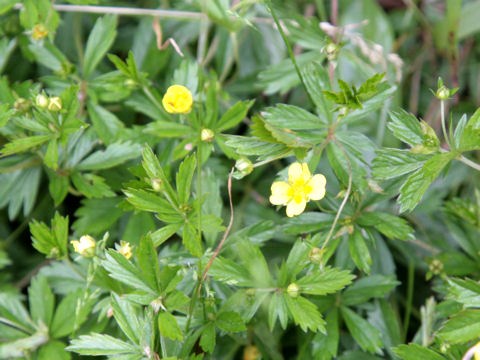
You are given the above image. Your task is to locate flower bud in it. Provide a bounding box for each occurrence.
[151,178,162,192]
[36,94,49,109]
[309,247,324,264]
[118,240,132,259]
[32,24,48,41]
[235,157,253,176]
[287,282,300,298]
[201,128,215,142]
[48,97,62,112]
[436,86,450,101]
[14,97,28,110]
[429,259,443,275]
[71,235,96,257]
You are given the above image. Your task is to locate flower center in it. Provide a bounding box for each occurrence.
[288,178,313,203]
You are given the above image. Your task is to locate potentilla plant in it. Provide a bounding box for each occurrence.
[1,1,480,360]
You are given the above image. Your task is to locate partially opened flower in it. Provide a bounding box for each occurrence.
[71,235,96,257]
[269,162,326,217]
[162,84,193,114]
[117,240,132,259]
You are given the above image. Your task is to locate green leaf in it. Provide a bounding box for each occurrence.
[327,142,368,192]
[176,155,196,204]
[72,198,123,235]
[66,333,139,356]
[83,15,117,78]
[151,223,182,247]
[284,294,326,333]
[398,152,455,212]
[281,212,333,235]
[30,212,68,259]
[460,108,480,151]
[296,267,355,295]
[38,341,71,360]
[216,311,246,332]
[0,332,49,359]
[312,309,339,359]
[348,229,372,273]
[217,100,254,131]
[0,0,17,15]
[268,292,288,330]
[124,188,175,214]
[342,275,399,306]
[1,135,51,156]
[0,293,35,333]
[209,256,252,287]
[182,223,202,257]
[301,62,332,122]
[158,312,183,341]
[76,142,142,171]
[28,276,54,328]
[357,212,413,240]
[110,294,141,345]
[137,234,161,293]
[51,289,96,338]
[144,121,195,138]
[199,322,216,353]
[71,172,115,198]
[263,104,325,130]
[102,250,155,294]
[285,239,310,279]
[447,277,480,307]
[393,344,445,360]
[437,309,480,344]
[235,239,272,288]
[372,149,430,180]
[387,110,424,146]
[87,102,124,145]
[340,306,383,354]
[46,170,69,206]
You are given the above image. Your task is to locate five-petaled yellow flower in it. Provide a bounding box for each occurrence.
[71,235,96,257]
[269,162,326,217]
[162,85,193,114]
[118,240,132,259]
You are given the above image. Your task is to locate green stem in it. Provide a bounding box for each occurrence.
[403,261,415,342]
[143,85,164,111]
[440,100,450,148]
[197,146,202,246]
[459,155,480,172]
[73,13,85,70]
[264,0,314,107]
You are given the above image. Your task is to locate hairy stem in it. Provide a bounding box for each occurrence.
[440,100,450,148]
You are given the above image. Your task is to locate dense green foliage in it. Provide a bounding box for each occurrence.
[1,0,480,359]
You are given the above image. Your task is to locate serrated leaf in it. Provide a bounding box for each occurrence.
[341,306,383,354]
[393,344,445,360]
[83,15,117,78]
[296,267,355,295]
[263,104,325,130]
[28,276,54,327]
[199,323,216,353]
[1,135,51,156]
[137,234,161,293]
[284,295,326,333]
[372,149,430,180]
[87,102,124,145]
[110,294,141,344]
[176,155,196,204]
[144,121,195,138]
[67,333,139,356]
[158,312,183,341]
[387,110,424,146]
[438,309,480,344]
[182,223,202,257]
[76,142,142,171]
[342,275,399,306]
[217,100,254,131]
[216,311,246,332]
[348,229,372,273]
[71,172,114,198]
[357,212,413,240]
[268,292,288,330]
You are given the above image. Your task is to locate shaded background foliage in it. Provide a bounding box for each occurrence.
[0,0,480,359]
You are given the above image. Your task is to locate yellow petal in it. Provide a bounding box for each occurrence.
[288,162,304,184]
[286,198,306,217]
[301,163,311,179]
[270,181,291,205]
[306,174,326,200]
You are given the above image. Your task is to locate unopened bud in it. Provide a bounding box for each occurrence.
[36,94,48,108]
[32,24,48,41]
[235,157,253,176]
[151,178,162,192]
[309,247,324,264]
[436,86,450,101]
[287,283,300,298]
[201,128,215,142]
[48,97,62,112]
[14,97,27,110]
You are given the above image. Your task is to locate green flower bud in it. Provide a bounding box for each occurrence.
[287,282,300,298]
[309,247,324,264]
[201,128,215,142]
[151,178,163,192]
[35,94,49,108]
[235,157,253,176]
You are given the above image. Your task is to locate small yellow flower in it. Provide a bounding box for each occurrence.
[162,85,193,114]
[71,235,96,257]
[118,240,132,259]
[32,24,49,41]
[269,162,326,217]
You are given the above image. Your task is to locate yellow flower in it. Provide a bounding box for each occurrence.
[71,235,96,257]
[162,85,193,114]
[118,240,132,259]
[32,24,49,41]
[243,345,261,360]
[48,97,62,112]
[269,162,326,217]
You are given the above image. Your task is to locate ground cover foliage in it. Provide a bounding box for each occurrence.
[1,0,480,359]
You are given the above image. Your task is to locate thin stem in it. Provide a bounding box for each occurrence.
[13,3,276,23]
[458,155,480,172]
[331,0,338,26]
[440,100,450,148]
[403,261,415,342]
[196,145,202,252]
[200,168,235,284]
[264,0,314,107]
[142,85,164,112]
[320,137,352,251]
